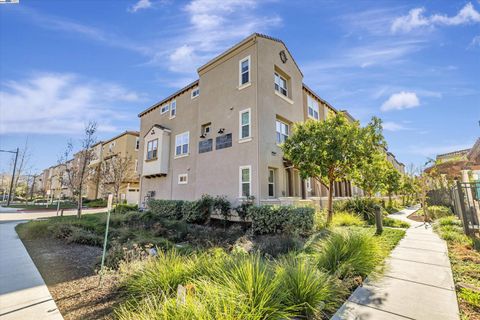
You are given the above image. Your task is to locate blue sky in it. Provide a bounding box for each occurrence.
[1,0,479,174]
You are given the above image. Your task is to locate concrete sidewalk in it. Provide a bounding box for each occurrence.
[0,207,106,222]
[0,222,63,320]
[332,206,460,320]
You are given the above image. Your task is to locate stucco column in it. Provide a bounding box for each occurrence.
[461,170,470,183]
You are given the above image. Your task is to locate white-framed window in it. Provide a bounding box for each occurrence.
[170,100,176,118]
[135,137,140,150]
[239,56,250,86]
[146,139,158,160]
[161,103,169,114]
[239,108,251,140]
[274,72,287,96]
[268,168,275,198]
[175,131,189,157]
[191,88,200,99]
[276,120,289,144]
[239,165,251,197]
[307,96,319,120]
[178,174,188,184]
[109,141,115,152]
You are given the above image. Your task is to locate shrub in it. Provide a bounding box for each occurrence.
[437,216,462,227]
[332,212,364,227]
[148,199,185,220]
[213,195,231,222]
[275,256,346,318]
[115,204,139,214]
[66,227,103,246]
[253,235,303,257]
[314,229,380,279]
[121,249,198,298]
[183,194,214,224]
[382,217,410,228]
[428,205,453,219]
[247,205,315,235]
[341,197,379,221]
[84,198,107,207]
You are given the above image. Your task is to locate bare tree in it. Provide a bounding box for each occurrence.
[58,122,97,217]
[100,154,136,204]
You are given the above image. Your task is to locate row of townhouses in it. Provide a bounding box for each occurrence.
[40,131,140,203]
[38,33,405,207]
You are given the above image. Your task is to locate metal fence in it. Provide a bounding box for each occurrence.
[452,181,480,238]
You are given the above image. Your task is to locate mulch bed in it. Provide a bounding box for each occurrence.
[20,238,123,320]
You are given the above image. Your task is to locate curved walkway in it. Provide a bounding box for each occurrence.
[332,206,460,320]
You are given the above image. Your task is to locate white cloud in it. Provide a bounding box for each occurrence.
[381,91,420,111]
[128,0,153,13]
[391,2,480,33]
[0,73,142,134]
[159,0,282,74]
[383,121,409,131]
[469,35,480,47]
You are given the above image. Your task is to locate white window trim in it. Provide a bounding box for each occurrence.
[146,139,158,160]
[276,119,289,145]
[239,108,251,142]
[238,55,251,87]
[161,103,169,114]
[239,165,252,198]
[174,131,190,158]
[275,90,294,104]
[170,100,176,119]
[307,96,320,120]
[178,173,188,184]
[268,168,275,198]
[191,88,200,99]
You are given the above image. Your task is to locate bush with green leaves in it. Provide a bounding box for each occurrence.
[247,205,315,235]
[84,198,107,207]
[382,217,410,228]
[332,211,364,227]
[340,197,380,221]
[314,229,380,279]
[148,199,186,220]
[428,205,453,219]
[115,203,139,214]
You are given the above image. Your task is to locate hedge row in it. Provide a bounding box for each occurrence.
[247,205,315,235]
[147,195,230,224]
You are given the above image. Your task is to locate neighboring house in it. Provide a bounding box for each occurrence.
[97,131,140,204]
[386,151,406,174]
[137,33,403,208]
[39,131,140,204]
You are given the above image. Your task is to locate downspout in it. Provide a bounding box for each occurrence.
[255,37,260,205]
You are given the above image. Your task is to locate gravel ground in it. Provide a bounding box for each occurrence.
[20,238,123,320]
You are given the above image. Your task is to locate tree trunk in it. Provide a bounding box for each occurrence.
[77,192,82,218]
[327,179,334,226]
[388,193,392,207]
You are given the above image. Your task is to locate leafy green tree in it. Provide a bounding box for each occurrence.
[353,151,389,198]
[282,113,385,225]
[383,163,402,206]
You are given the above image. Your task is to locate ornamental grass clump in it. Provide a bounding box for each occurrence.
[314,229,380,279]
[275,256,347,318]
[331,211,365,227]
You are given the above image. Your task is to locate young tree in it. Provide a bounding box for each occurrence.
[282,113,385,225]
[383,163,402,206]
[58,122,97,218]
[353,151,389,198]
[100,155,136,204]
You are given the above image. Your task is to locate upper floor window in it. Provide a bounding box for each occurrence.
[274,72,288,97]
[201,123,211,137]
[307,96,319,120]
[239,108,251,140]
[161,103,169,114]
[170,100,176,118]
[191,88,200,99]
[135,137,140,150]
[109,142,115,152]
[239,56,250,86]
[276,120,289,144]
[146,139,158,160]
[178,173,188,184]
[175,131,189,157]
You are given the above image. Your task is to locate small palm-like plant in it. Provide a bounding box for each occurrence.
[314,229,380,279]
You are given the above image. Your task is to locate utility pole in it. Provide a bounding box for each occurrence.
[1,148,19,207]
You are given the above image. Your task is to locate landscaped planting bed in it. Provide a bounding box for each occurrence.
[16,198,407,319]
